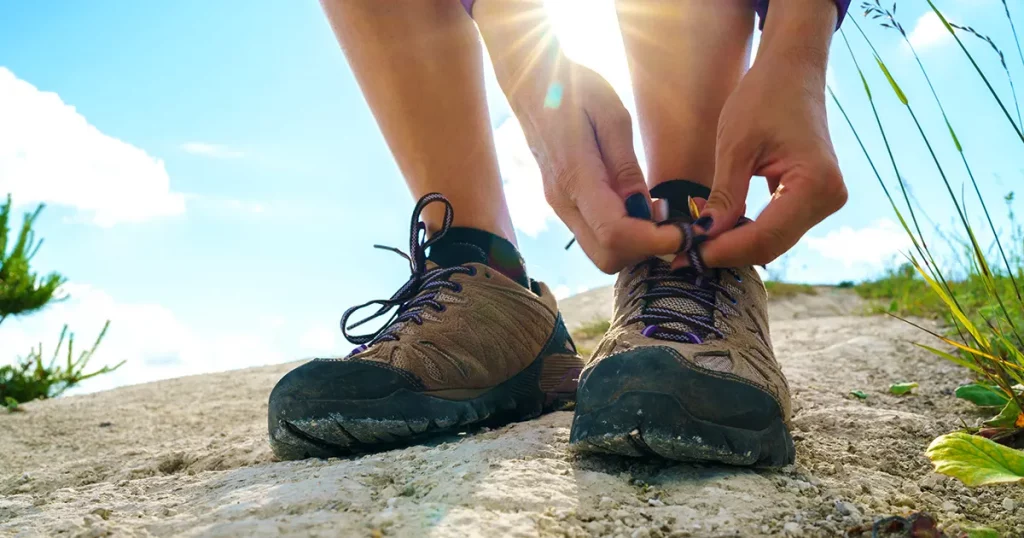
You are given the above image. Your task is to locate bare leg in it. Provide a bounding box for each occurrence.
[320,1,517,243]
[615,0,755,189]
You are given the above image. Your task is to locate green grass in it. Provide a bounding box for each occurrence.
[571,319,611,341]
[763,281,818,299]
[856,262,1024,328]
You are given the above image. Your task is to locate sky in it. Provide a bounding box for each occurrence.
[1,0,1022,393]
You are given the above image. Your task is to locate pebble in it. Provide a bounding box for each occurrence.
[599,496,618,510]
[941,500,958,512]
[1004,498,1017,512]
[647,498,665,507]
[901,482,921,496]
[835,501,861,519]
[783,522,803,536]
[631,528,651,538]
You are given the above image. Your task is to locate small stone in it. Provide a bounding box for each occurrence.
[90,508,112,520]
[783,522,803,536]
[941,500,958,513]
[901,482,921,496]
[893,495,916,508]
[379,485,399,499]
[919,473,945,490]
[632,528,651,538]
[599,496,618,510]
[647,498,665,507]
[835,501,860,519]
[1004,498,1017,512]
[98,421,112,427]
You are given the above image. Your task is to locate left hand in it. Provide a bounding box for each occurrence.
[682,0,848,270]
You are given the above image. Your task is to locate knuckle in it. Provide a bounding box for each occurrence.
[610,160,644,186]
[706,188,737,211]
[593,220,619,248]
[815,164,848,213]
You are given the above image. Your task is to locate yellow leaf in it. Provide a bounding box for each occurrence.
[926,432,1024,487]
[1016,413,1024,428]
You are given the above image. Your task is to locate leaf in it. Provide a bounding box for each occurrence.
[850,390,868,399]
[984,400,1021,428]
[926,432,1024,486]
[3,396,18,412]
[955,384,1010,407]
[889,382,919,395]
[875,55,908,105]
[963,526,1000,538]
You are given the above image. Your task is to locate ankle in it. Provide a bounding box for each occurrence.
[428,227,530,288]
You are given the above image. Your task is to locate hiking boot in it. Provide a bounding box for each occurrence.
[268,193,584,460]
[569,180,795,467]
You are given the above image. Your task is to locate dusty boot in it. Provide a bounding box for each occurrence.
[269,193,584,460]
[569,180,794,467]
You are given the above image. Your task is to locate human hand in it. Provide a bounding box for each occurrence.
[685,0,847,270]
[474,1,682,273]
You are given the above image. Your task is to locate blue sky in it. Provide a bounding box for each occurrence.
[1,0,1022,392]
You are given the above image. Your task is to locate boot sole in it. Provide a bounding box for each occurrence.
[270,352,582,460]
[569,348,795,467]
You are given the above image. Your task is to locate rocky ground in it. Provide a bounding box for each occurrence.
[1,287,1022,537]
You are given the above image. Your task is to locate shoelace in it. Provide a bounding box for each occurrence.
[625,258,742,344]
[339,193,473,354]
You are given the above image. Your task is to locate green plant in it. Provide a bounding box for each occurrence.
[763,281,817,299]
[834,1,1024,486]
[0,196,120,407]
[0,322,121,409]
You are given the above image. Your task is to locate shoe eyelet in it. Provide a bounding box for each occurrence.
[453,283,464,292]
[436,304,447,312]
[484,271,492,278]
[467,266,478,276]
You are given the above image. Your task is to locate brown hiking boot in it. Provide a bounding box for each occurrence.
[268,194,584,460]
[569,182,794,467]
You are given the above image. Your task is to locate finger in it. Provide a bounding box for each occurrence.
[702,136,757,237]
[698,180,818,268]
[591,104,649,209]
[572,179,683,267]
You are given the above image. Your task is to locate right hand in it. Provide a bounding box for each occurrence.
[475,4,682,273]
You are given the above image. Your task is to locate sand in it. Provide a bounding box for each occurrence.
[2,287,1023,537]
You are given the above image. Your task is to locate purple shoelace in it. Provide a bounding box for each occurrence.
[340,193,472,352]
[625,258,742,345]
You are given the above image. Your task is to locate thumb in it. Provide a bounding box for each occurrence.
[702,140,756,236]
[592,106,651,218]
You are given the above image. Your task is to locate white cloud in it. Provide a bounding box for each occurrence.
[805,219,911,267]
[0,283,285,394]
[908,12,949,51]
[553,285,571,300]
[493,117,557,237]
[298,325,338,354]
[181,142,245,159]
[576,285,589,294]
[0,67,185,227]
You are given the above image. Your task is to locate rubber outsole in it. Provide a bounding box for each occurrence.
[569,348,795,467]
[269,353,577,461]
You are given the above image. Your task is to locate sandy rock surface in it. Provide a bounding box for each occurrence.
[2,288,1022,537]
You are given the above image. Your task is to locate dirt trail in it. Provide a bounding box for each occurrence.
[2,288,1022,537]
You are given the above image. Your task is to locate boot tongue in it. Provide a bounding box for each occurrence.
[649,179,711,223]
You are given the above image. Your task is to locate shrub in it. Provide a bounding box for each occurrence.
[0,196,120,410]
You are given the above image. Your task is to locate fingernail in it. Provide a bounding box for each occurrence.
[693,216,714,231]
[625,193,652,220]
